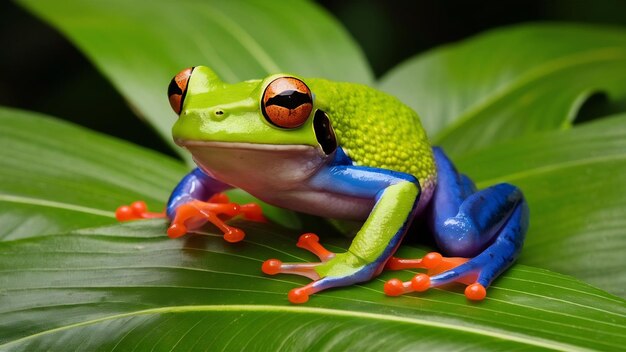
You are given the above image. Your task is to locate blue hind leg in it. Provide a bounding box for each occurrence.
[385,147,529,300]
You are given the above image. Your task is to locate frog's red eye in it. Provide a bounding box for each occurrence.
[168,67,195,115]
[262,77,313,128]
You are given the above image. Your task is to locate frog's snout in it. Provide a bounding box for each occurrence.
[168,67,195,115]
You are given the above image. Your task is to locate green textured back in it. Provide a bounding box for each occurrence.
[306,78,436,185]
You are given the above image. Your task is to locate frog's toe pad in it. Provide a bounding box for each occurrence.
[384,274,431,296]
[167,223,188,238]
[116,201,165,221]
[288,284,318,304]
[296,233,336,261]
[465,283,487,301]
[261,259,283,275]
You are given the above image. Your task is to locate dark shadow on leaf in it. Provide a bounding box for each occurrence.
[182,233,212,255]
[574,91,626,124]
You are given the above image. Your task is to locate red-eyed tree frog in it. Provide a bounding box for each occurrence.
[117,66,529,304]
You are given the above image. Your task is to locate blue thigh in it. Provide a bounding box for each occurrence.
[428,147,529,286]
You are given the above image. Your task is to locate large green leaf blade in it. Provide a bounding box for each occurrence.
[455,114,626,297]
[379,24,626,156]
[0,309,545,351]
[0,220,624,351]
[17,0,373,152]
[0,107,187,240]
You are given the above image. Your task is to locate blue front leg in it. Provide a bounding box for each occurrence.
[166,167,231,219]
[386,147,528,300]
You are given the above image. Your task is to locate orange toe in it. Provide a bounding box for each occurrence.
[262,259,283,275]
[167,223,187,238]
[421,252,443,268]
[465,283,487,301]
[411,273,431,292]
[288,287,310,304]
[223,228,245,243]
[384,279,406,296]
[115,205,134,221]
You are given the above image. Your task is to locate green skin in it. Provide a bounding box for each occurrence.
[173,66,435,282]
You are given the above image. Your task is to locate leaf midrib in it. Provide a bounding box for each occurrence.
[0,305,590,352]
[434,46,626,143]
[0,194,114,218]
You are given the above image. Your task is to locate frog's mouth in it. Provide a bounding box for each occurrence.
[174,140,329,192]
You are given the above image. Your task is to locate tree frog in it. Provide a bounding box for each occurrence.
[117,66,529,304]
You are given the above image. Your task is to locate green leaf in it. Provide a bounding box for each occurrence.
[0,107,187,240]
[0,220,624,351]
[454,114,626,297]
[17,0,373,153]
[379,23,626,156]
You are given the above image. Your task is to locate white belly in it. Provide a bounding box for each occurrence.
[181,141,375,220]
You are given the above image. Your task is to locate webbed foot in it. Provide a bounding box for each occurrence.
[263,233,376,304]
[383,252,490,300]
[117,193,264,243]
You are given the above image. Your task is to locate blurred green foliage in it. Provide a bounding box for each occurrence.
[2,0,626,157]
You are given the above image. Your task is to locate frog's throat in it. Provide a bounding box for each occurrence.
[175,140,329,193]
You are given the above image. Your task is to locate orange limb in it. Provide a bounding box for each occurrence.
[296,233,335,261]
[209,193,266,222]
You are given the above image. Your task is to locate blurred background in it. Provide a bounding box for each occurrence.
[1,0,625,157]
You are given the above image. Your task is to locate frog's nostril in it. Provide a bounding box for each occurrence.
[168,67,195,115]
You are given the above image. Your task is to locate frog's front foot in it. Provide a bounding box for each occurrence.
[383,252,490,300]
[263,233,376,304]
[116,201,166,221]
[117,193,264,243]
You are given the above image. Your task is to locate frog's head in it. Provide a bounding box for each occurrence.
[167,66,336,190]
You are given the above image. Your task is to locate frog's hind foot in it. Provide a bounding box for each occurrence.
[384,252,489,300]
[384,147,529,302]
[385,252,468,273]
[385,275,487,300]
[263,233,341,304]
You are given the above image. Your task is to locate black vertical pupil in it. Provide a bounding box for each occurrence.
[266,90,311,109]
[168,78,183,97]
[313,110,337,155]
